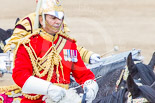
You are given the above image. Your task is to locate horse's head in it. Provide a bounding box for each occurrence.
[127,53,138,77]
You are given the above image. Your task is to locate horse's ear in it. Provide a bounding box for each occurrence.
[127,53,134,67]
[148,52,155,70]
[127,53,137,76]
[127,75,141,99]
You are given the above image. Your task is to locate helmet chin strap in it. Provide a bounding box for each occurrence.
[45,20,62,32]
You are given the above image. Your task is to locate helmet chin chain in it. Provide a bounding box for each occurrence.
[45,20,63,32]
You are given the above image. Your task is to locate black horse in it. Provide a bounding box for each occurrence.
[71,52,155,103]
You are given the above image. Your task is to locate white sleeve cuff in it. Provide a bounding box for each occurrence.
[22,76,51,95]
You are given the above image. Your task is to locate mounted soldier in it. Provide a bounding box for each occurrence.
[12,0,99,102]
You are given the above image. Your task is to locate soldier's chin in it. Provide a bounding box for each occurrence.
[52,30,59,34]
[54,28,61,33]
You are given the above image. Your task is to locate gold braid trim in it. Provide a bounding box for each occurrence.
[0,85,20,93]
[37,36,63,72]
[22,93,41,101]
[82,51,88,61]
[54,83,69,90]
[40,28,58,42]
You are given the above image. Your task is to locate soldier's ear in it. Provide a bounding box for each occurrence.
[39,16,43,26]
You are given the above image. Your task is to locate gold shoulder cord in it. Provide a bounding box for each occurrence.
[18,30,65,100]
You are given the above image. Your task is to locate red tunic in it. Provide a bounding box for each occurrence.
[12,34,95,103]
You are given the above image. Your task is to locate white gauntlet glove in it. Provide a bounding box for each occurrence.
[89,53,101,64]
[22,76,66,102]
[46,83,66,102]
[83,80,99,103]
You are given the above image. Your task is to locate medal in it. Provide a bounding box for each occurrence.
[73,50,78,62]
[63,49,68,61]
[67,49,71,62]
[71,50,75,62]
[63,49,78,62]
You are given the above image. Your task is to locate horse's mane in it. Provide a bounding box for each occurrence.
[69,63,126,94]
[138,85,155,102]
[93,68,125,102]
[91,61,125,78]
[93,88,127,103]
[135,63,155,86]
[148,52,155,69]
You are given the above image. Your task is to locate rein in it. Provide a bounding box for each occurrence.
[71,76,102,90]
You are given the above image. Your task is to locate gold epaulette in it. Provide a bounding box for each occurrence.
[13,29,40,67]
[15,13,35,27]
[15,29,39,49]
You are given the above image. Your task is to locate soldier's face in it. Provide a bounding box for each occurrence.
[40,14,63,35]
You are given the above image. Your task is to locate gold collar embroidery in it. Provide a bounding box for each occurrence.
[39,28,58,42]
